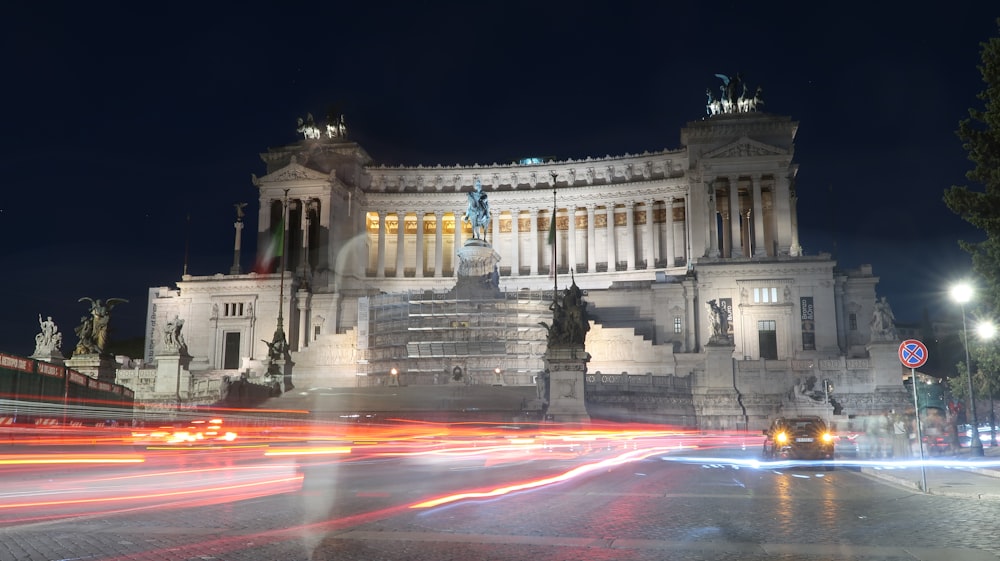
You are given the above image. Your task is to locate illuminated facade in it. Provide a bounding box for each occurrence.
[142,105,909,428]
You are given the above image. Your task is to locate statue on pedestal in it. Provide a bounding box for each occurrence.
[162,315,187,353]
[33,314,63,356]
[705,299,728,344]
[74,297,128,356]
[870,296,898,341]
[540,279,590,347]
[462,178,490,241]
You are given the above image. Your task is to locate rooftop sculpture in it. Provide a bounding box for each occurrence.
[706,73,764,116]
[74,297,128,356]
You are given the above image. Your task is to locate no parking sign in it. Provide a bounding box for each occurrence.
[898,339,928,369]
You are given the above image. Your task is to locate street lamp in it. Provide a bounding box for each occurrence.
[950,282,984,456]
[975,320,997,448]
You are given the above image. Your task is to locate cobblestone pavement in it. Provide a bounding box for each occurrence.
[3,453,999,561]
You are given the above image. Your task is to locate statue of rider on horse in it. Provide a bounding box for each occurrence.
[463,178,491,241]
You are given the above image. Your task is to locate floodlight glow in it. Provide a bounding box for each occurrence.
[950,282,973,304]
[976,321,997,341]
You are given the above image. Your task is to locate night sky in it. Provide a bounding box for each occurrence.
[2,3,996,357]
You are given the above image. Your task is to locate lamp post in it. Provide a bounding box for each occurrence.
[951,282,984,456]
[975,320,997,448]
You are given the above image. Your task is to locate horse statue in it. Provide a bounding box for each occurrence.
[463,178,490,240]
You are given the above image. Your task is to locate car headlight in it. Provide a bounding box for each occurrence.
[822,433,833,443]
[775,432,788,444]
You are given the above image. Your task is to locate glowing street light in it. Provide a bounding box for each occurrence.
[950,282,984,456]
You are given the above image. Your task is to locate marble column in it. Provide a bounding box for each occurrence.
[683,194,692,268]
[625,201,636,270]
[376,210,387,278]
[643,199,654,268]
[606,204,616,270]
[434,211,444,277]
[721,211,731,258]
[729,178,742,258]
[317,194,331,274]
[511,209,520,276]
[529,208,539,276]
[775,174,792,255]
[298,201,311,275]
[586,205,597,273]
[665,198,675,267]
[415,213,425,277]
[452,212,460,276]
[395,212,405,277]
[567,205,577,274]
[790,187,802,256]
[684,278,696,352]
[296,289,309,350]
[752,175,766,256]
[491,206,500,248]
[708,183,720,258]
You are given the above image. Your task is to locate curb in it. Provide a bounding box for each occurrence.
[860,467,1000,500]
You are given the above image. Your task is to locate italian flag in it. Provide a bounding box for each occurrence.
[254,217,284,273]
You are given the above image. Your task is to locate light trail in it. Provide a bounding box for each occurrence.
[409,446,681,508]
[0,454,144,465]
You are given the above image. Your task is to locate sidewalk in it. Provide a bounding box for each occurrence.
[860,444,1000,499]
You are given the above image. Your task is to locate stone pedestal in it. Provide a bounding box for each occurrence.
[456,239,501,277]
[30,350,65,366]
[781,398,834,421]
[867,340,906,389]
[692,342,742,430]
[65,354,117,382]
[543,346,590,423]
[696,342,736,392]
[864,340,911,413]
[451,240,502,299]
[154,353,192,398]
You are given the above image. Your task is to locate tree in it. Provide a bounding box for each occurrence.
[944,20,1000,417]
[944,19,1000,311]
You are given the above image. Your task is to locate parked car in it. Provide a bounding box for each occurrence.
[763,416,835,461]
[957,424,999,448]
[834,432,861,458]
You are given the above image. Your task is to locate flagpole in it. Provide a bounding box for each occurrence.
[277,189,289,336]
[550,171,558,297]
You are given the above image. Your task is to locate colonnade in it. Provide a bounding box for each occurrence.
[368,197,689,278]
[706,174,798,258]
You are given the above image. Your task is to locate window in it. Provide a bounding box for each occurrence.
[223,302,247,317]
[674,317,682,333]
[849,313,858,330]
[753,287,779,303]
[758,320,777,360]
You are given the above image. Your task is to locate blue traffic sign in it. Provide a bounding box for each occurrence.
[898,339,928,369]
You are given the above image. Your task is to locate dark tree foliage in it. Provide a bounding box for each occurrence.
[944,19,1000,310]
[944,19,1000,405]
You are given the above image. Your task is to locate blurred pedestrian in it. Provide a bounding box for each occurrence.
[892,414,909,458]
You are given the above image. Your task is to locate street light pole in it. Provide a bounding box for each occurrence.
[976,321,998,448]
[953,281,985,456]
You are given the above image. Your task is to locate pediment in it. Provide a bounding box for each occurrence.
[254,161,331,185]
[703,136,788,159]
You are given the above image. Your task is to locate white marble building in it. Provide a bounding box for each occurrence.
[140,97,908,428]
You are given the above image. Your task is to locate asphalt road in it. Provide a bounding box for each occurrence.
[2,439,999,561]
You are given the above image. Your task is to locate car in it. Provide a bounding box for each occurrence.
[763,416,835,461]
[833,432,861,458]
[957,424,999,448]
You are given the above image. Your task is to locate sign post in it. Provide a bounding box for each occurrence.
[899,339,929,492]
